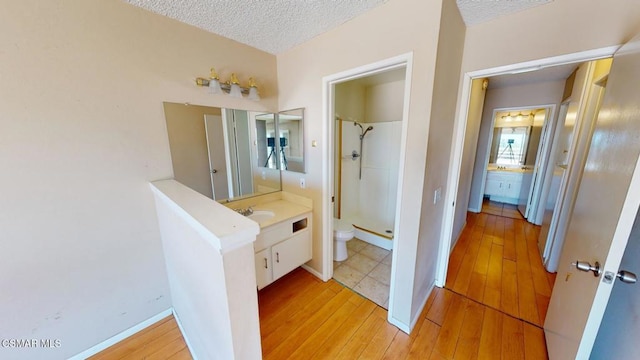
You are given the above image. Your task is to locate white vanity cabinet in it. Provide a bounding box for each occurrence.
[484,171,523,204]
[253,212,312,290]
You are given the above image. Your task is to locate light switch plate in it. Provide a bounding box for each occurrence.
[434,187,442,204]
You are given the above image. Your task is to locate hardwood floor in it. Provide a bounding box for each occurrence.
[259,267,547,359]
[447,212,556,327]
[88,315,191,360]
[93,212,552,359]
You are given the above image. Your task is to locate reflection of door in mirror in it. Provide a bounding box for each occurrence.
[163,102,281,202]
[204,114,229,200]
[223,109,254,198]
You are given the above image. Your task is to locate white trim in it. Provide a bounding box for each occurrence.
[69,308,173,360]
[409,281,436,331]
[322,52,414,329]
[438,45,619,289]
[172,308,197,360]
[466,46,619,79]
[301,263,324,281]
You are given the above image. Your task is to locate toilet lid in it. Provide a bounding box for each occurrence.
[333,218,354,233]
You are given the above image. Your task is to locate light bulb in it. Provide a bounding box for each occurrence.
[248,77,260,101]
[208,78,222,94]
[229,83,243,98]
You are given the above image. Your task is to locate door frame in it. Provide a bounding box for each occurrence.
[437,45,619,287]
[322,52,413,332]
[471,104,556,214]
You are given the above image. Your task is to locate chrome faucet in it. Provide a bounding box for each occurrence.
[235,206,254,216]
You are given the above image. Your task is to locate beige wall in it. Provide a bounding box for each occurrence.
[335,81,366,123]
[277,0,445,327]
[0,0,276,357]
[413,0,466,317]
[365,80,405,123]
[452,78,487,245]
[462,0,640,73]
[164,103,222,199]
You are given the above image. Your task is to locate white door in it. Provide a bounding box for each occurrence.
[538,62,591,270]
[590,208,640,359]
[544,35,640,359]
[539,58,611,272]
[204,114,229,200]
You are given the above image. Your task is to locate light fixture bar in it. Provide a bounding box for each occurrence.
[195,77,253,95]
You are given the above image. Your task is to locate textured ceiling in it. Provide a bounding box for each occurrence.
[456,0,553,26]
[125,0,387,54]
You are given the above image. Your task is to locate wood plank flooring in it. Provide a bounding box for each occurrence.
[88,315,191,360]
[447,211,556,327]
[91,211,552,360]
[259,267,547,359]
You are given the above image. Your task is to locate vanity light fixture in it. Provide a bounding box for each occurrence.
[195,67,261,101]
[502,112,534,122]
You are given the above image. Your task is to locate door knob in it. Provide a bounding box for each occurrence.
[573,260,602,277]
[211,169,218,174]
[617,270,637,284]
[603,270,637,284]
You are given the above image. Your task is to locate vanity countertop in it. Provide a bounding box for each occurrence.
[251,199,311,229]
[487,167,533,174]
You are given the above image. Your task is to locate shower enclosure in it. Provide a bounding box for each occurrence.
[335,118,402,249]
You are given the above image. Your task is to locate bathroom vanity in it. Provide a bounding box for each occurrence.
[225,192,313,290]
[254,211,311,289]
[484,168,533,205]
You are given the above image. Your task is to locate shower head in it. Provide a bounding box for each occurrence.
[361,125,374,138]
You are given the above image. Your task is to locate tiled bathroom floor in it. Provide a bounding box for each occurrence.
[333,238,392,309]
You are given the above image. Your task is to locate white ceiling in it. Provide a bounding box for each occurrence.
[126,0,557,54]
[124,0,388,54]
[456,0,553,26]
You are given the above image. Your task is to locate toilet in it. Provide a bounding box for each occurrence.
[333,218,355,261]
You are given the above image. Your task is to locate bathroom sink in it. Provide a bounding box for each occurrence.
[247,210,275,223]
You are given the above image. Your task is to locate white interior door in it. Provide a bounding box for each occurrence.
[538,63,591,270]
[204,114,229,200]
[544,35,640,359]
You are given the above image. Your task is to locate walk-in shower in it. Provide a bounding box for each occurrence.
[335,118,401,249]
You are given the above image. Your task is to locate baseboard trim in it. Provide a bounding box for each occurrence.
[69,308,173,360]
[172,309,197,360]
[301,264,326,281]
[409,281,435,332]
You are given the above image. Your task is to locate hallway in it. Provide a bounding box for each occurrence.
[447,212,556,327]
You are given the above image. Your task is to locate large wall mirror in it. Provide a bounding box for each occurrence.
[163,102,281,202]
[489,109,545,166]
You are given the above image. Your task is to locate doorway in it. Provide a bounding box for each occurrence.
[322,53,413,331]
[439,46,618,288]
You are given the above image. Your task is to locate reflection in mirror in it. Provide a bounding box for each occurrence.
[489,109,545,166]
[255,113,278,170]
[163,102,281,202]
[278,108,305,173]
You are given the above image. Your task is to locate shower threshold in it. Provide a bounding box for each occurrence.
[342,215,394,250]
